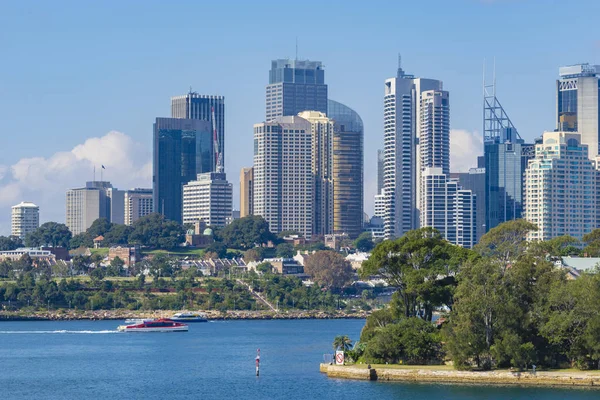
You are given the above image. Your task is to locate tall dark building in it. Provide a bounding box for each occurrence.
[266,59,327,121]
[328,99,364,238]
[153,118,212,222]
[171,92,225,171]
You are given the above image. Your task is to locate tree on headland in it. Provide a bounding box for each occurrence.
[0,236,23,251]
[128,213,184,250]
[474,219,537,267]
[582,229,600,257]
[25,222,72,248]
[218,216,276,250]
[353,232,374,252]
[333,335,353,352]
[304,250,353,290]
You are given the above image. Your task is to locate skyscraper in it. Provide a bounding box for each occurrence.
[298,111,334,236]
[556,64,600,158]
[124,189,153,226]
[253,116,312,238]
[11,202,39,239]
[377,149,384,194]
[383,58,445,238]
[451,167,486,242]
[239,167,254,218]
[182,172,233,227]
[266,59,327,121]
[525,131,596,241]
[171,91,225,170]
[66,181,116,235]
[153,118,212,222]
[328,99,364,238]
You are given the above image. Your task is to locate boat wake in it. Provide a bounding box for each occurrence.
[0,330,120,334]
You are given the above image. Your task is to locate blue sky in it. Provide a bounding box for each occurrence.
[0,0,598,233]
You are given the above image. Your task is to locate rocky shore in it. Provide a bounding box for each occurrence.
[320,364,600,388]
[0,309,368,321]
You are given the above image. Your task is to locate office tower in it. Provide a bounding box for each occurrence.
[556,64,600,157]
[66,181,113,235]
[171,91,225,170]
[525,131,596,241]
[383,57,445,238]
[266,59,327,121]
[240,167,254,218]
[253,116,312,238]
[298,111,334,236]
[377,149,384,194]
[328,99,364,238]
[11,202,39,239]
[124,189,153,226]
[421,168,477,248]
[483,78,532,233]
[153,118,212,223]
[451,168,486,242]
[374,193,385,218]
[182,172,233,227]
[107,188,124,225]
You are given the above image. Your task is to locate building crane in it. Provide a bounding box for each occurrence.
[212,106,223,173]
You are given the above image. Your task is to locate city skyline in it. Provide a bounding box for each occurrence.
[0,1,598,234]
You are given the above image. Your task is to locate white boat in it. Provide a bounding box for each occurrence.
[124,318,154,325]
[170,312,208,323]
[117,319,189,333]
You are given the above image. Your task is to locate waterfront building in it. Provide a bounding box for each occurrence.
[420,168,477,248]
[153,118,212,222]
[383,57,445,238]
[451,167,486,242]
[124,188,153,226]
[182,172,233,227]
[556,64,600,157]
[328,99,364,238]
[240,167,254,218]
[11,202,39,239]
[253,116,312,238]
[66,181,120,235]
[525,131,596,242]
[171,91,225,170]
[266,59,327,121]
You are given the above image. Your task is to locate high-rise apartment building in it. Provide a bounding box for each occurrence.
[124,189,153,226]
[239,167,253,218]
[421,168,477,248]
[153,118,212,222]
[383,58,445,238]
[556,64,600,157]
[525,131,596,241]
[451,167,486,242]
[377,149,384,194]
[298,111,334,236]
[11,202,39,239]
[171,91,225,170]
[253,116,313,238]
[266,59,327,121]
[328,99,364,238]
[182,172,233,227]
[66,181,119,235]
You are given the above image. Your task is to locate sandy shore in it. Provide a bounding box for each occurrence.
[0,309,368,321]
[320,364,600,388]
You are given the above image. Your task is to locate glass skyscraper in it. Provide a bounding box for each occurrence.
[171,92,225,170]
[266,59,327,121]
[153,118,212,222]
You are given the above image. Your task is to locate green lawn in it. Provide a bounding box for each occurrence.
[143,248,206,257]
[90,248,109,257]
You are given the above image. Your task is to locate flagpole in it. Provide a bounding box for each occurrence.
[101,166,103,183]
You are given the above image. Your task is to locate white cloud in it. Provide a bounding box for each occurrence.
[450,129,483,172]
[0,131,151,235]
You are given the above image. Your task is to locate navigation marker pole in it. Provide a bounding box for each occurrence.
[256,348,260,376]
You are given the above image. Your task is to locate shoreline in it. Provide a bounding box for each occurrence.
[320,364,600,388]
[0,309,368,321]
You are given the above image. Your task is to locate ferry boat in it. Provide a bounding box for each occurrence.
[170,312,208,323]
[117,318,188,332]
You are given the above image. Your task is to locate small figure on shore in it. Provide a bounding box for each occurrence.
[367,364,371,370]
[532,364,536,375]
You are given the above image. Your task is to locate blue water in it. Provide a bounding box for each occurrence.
[0,319,597,399]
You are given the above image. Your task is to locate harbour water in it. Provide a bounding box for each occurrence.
[0,319,597,399]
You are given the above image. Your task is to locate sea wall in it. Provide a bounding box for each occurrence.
[320,364,600,388]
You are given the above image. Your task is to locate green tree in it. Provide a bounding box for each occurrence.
[474,219,538,268]
[276,243,294,258]
[243,247,266,262]
[129,213,184,250]
[333,335,353,352]
[218,216,276,250]
[103,224,133,246]
[304,250,353,290]
[353,232,374,252]
[0,236,23,251]
[534,235,581,257]
[361,228,471,320]
[582,229,600,257]
[86,218,113,239]
[70,233,93,249]
[25,222,72,248]
[148,253,178,279]
[106,257,125,276]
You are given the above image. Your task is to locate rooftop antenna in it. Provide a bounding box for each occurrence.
[397,53,404,77]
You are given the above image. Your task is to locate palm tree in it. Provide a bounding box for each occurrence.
[332,335,353,352]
